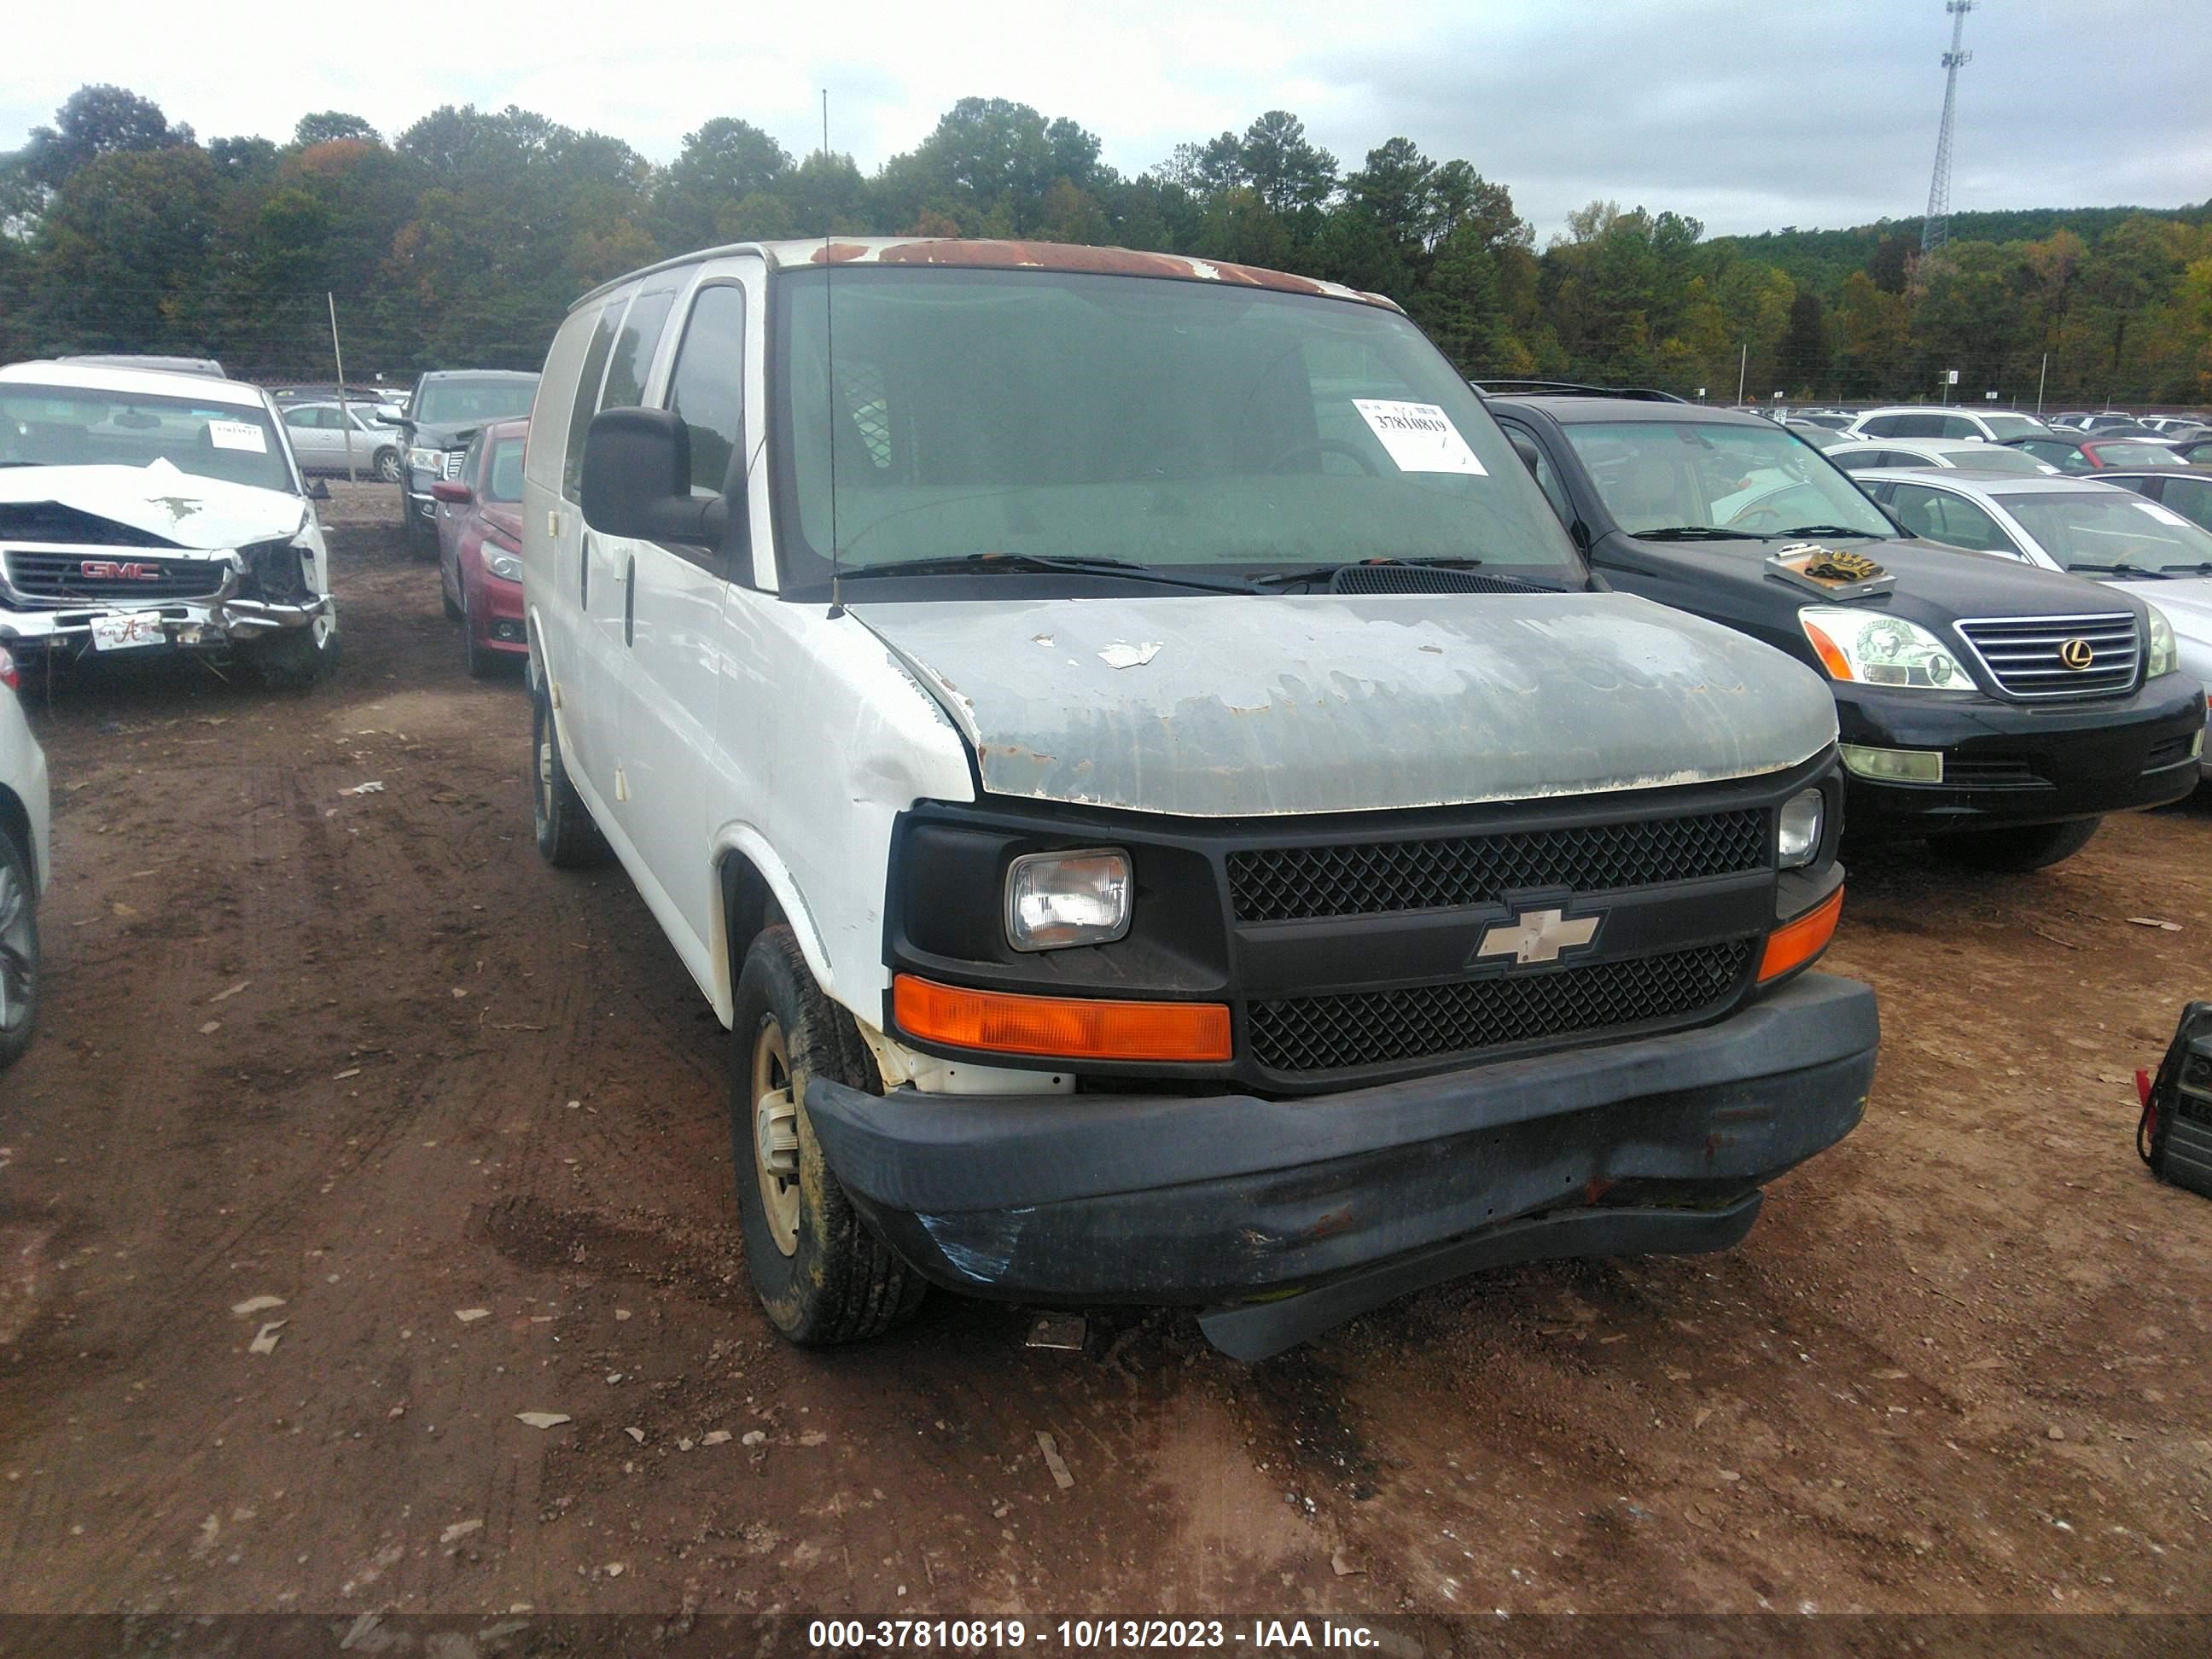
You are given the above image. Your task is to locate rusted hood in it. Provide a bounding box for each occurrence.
[848,591,1837,818]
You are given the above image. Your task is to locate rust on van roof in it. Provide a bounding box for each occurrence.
[797,237,1393,307]
[572,237,1400,313]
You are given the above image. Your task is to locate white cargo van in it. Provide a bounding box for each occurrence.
[521,239,1877,1359]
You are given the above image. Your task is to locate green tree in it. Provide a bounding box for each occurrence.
[1237,111,1336,215]
[19,84,191,190]
[653,117,792,252]
[294,112,381,148]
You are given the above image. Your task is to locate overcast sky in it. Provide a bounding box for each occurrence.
[9,0,2209,241]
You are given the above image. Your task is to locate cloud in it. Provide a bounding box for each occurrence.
[4,0,2205,239]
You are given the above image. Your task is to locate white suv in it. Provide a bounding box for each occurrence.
[1846,405,2053,445]
[520,237,1875,1358]
[0,362,338,686]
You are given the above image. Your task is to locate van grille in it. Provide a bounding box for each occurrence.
[1225,808,1769,923]
[1954,614,2140,700]
[1248,939,1755,1075]
[3,550,226,603]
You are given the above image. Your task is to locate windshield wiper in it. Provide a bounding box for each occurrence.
[1771,525,1883,539]
[2152,561,2212,575]
[2066,561,2172,579]
[1635,526,1768,541]
[835,552,1257,594]
[1250,558,1568,593]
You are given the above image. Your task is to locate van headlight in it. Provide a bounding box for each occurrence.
[2146,606,2178,678]
[1777,789,1825,868]
[1005,848,1132,952]
[1799,606,1973,691]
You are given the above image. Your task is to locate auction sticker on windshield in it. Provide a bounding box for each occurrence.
[1352,399,1487,475]
[2136,502,2191,529]
[206,420,268,453]
[90,611,165,651]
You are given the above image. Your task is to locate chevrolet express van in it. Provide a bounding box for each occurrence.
[521,239,1879,1359]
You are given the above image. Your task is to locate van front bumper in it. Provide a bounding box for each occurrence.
[805,971,1877,1358]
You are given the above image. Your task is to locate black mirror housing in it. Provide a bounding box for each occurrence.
[309,479,332,502]
[579,406,731,548]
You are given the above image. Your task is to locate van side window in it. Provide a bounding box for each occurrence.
[601,288,678,413]
[667,284,747,496]
[562,300,624,502]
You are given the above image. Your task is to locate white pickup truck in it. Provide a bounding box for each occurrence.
[0,361,338,688]
[521,237,1878,1359]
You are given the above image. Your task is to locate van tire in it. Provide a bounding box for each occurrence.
[1927,817,2101,873]
[730,925,925,1345]
[530,664,608,868]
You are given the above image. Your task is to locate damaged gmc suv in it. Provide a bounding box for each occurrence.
[524,238,1882,1359]
[0,362,338,687]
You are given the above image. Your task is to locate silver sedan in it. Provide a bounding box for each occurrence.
[279,400,405,480]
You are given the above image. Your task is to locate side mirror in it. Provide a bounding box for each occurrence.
[430,480,473,504]
[309,479,332,503]
[579,406,731,547]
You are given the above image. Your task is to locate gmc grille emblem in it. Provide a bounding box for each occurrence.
[81,560,162,581]
[1473,906,1603,966]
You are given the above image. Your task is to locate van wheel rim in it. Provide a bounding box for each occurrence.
[751,1020,801,1257]
[0,864,31,1033]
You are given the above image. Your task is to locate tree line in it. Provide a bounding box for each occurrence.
[3,84,2208,408]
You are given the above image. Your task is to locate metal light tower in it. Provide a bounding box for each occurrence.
[1922,0,1975,253]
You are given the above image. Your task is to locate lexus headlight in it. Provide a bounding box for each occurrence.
[1799,606,1973,691]
[484,546,522,583]
[406,445,443,474]
[2146,605,2178,678]
[1005,848,1132,952]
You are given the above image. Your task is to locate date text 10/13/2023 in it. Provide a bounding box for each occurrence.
[807,1620,1389,1650]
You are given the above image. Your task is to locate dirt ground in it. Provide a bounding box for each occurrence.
[3,481,2211,1627]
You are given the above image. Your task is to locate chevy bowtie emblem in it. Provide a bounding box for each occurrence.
[1475,907,1601,966]
[2059,637,2095,671]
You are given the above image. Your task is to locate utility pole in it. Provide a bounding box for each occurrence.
[328,293,357,484]
[1737,341,1748,405]
[1922,1,1974,254]
[2036,352,2048,414]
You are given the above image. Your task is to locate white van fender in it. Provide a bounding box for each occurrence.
[705,823,836,1027]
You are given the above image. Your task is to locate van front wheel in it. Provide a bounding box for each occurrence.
[529,661,608,868]
[730,925,924,1344]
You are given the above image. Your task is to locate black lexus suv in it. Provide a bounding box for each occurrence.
[1484,387,2204,871]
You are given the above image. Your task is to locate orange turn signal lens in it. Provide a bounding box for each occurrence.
[893,975,1232,1063]
[1758,885,1844,983]
[1800,618,1854,682]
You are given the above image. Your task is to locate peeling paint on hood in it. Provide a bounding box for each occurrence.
[850,591,1838,818]
[0,459,306,549]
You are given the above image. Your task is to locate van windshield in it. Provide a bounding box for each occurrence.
[770,266,1581,591]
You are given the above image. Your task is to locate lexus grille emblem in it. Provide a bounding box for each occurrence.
[1474,907,1601,966]
[2059,637,2095,671]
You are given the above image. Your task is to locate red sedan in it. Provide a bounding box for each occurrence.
[431,418,529,678]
